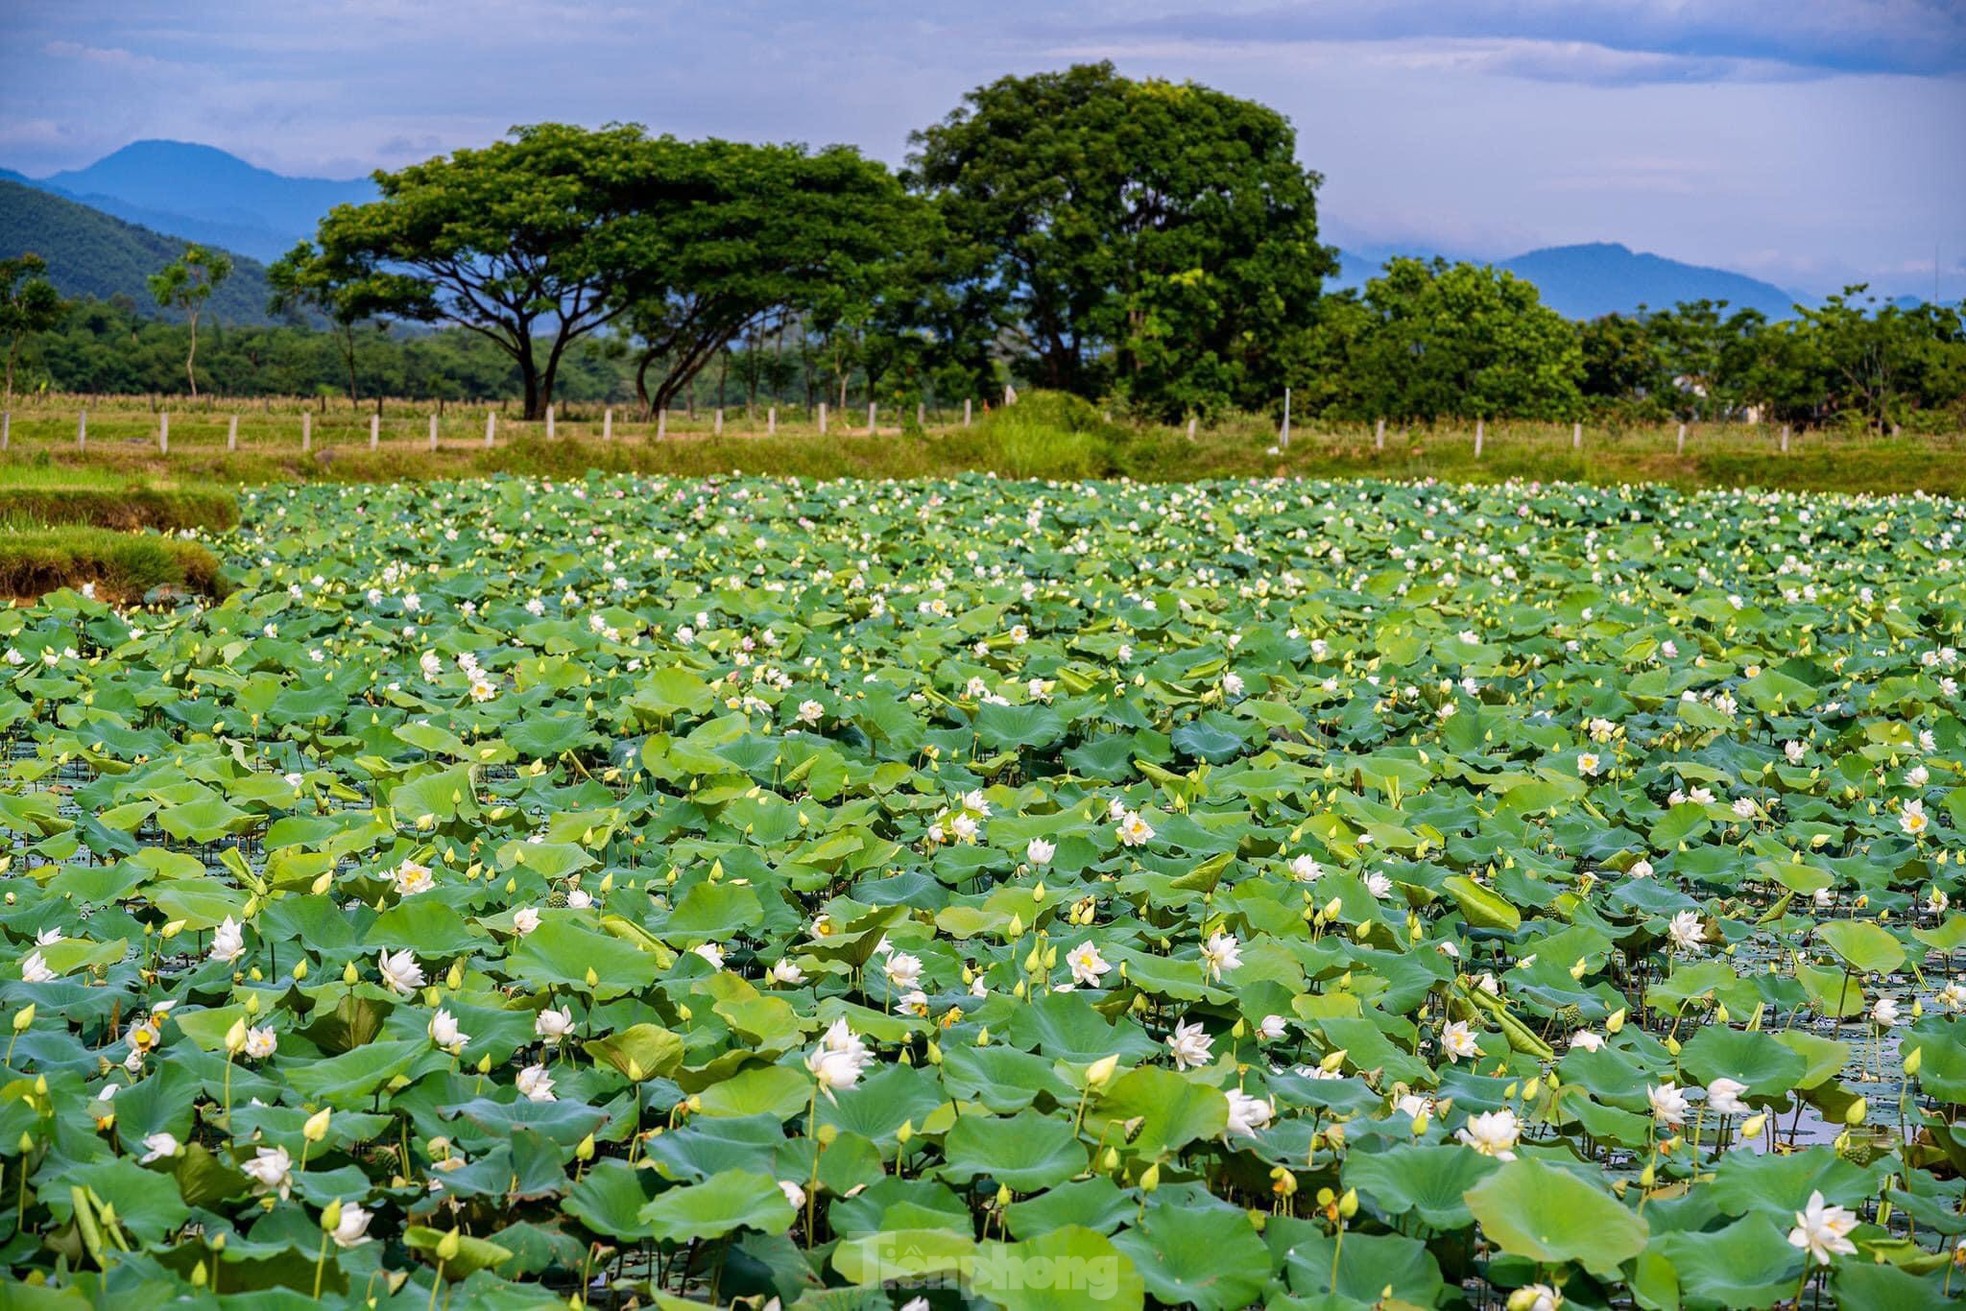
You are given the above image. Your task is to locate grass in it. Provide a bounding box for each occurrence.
[0,526,227,602]
[4,392,1966,496]
[2,485,239,532]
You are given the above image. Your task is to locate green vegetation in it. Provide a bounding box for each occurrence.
[1,481,238,531]
[0,178,279,324]
[2,473,1964,1306]
[0,523,224,599]
[146,243,233,397]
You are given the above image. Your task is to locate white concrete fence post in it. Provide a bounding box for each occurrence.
[1,411,9,451]
[428,413,439,451]
[867,401,877,433]
[1780,423,1790,455]
[369,413,380,450]
[546,404,555,440]
[1676,422,1686,455]
[1187,416,1197,441]
[1572,421,1582,450]
[964,398,973,427]
[1474,417,1485,459]
[78,410,87,449]
[1375,417,1386,451]
[602,408,612,441]
[818,402,827,436]
[657,408,667,440]
[767,407,776,435]
[228,414,238,450]
[714,408,723,436]
[1279,387,1291,450]
[159,411,169,453]
[302,411,311,452]
[485,410,496,448]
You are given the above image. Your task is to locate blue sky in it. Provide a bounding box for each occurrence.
[3,1,1962,296]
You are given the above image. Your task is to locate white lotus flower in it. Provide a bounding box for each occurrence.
[768,959,806,986]
[1901,799,1929,836]
[1200,932,1242,981]
[377,948,425,996]
[1258,1014,1287,1040]
[1166,1019,1214,1070]
[428,1008,470,1055]
[779,1179,807,1208]
[394,860,434,896]
[1666,910,1707,954]
[244,1026,277,1060]
[535,1006,575,1044]
[1871,995,1900,1028]
[516,1064,556,1102]
[1568,1030,1605,1052]
[1441,1021,1482,1063]
[21,951,56,983]
[693,943,726,970]
[330,1202,374,1248]
[1628,859,1654,879]
[243,1145,294,1198]
[1706,1077,1749,1115]
[1066,942,1110,988]
[1648,1082,1688,1127]
[512,907,541,936]
[1456,1109,1520,1160]
[1026,838,1056,866]
[1784,740,1806,764]
[1288,855,1323,882]
[209,916,246,964]
[140,1132,181,1163]
[1224,1089,1274,1136]
[1787,1190,1858,1265]
[883,951,923,991]
[1116,810,1155,847]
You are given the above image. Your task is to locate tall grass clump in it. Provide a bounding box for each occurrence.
[0,527,228,601]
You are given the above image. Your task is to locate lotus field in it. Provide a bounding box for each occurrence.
[7,472,1966,1310]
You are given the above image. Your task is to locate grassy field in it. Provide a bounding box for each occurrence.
[4,391,1965,495]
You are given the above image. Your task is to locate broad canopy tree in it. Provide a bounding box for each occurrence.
[907,62,1336,418]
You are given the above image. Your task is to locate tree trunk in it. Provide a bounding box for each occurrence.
[186,308,201,398]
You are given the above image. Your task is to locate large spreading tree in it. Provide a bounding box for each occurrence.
[313,123,650,419]
[907,62,1335,417]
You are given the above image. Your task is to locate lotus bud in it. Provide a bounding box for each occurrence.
[1905,1046,1923,1076]
[505,877,518,894]
[1032,882,1045,902]
[1320,1049,1346,1073]
[446,961,463,990]
[190,1264,207,1288]
[896,1120,914,1145]
[1338,1188,1358,1219]
[1503,1081,1518,1100]
[1740,1113,1766,1139]
[343,961,359,985]
[1023,945,1044,974]
[11,1005,33,1033]
[1569,957,1588,980]
[1605,1008,1626,1034]
[17,1132,31,1154]
[1714,1003,1729,1024]
[1138,1162,1160,1193]
[1638,1163,1656,1188]
[1843,1098,1867,1126]
[1912,998,1924,1019]
[1006,914,1024,939]
[626,1059,644,1082]
[321,1199,343,1232]
[476,1054,492,1074]
[584,967,599,988]
[1664,1035,1680,1056]
[1268,1165,1296,1197]
[1352,921,1371,941]
[1043,946,1057,969]
[304,1107,332,1142]
[995,1184,1013,1208]
[1322,898,1343,921]
[575,1134,595,1162]
[161,920,185,940]
[1013,980,1027,999]
[292,960,308,981]
[1523,1077,1541,1102]
[244,992,260,1015]
[677,1005,692,1022]
[311,871,334,895]
[1231,1019,1246,1039]
[436,1229,462,1261]
[1085,1054,1119,1091]
[224,1019,248,1054]
[1411,1110,1429,1135]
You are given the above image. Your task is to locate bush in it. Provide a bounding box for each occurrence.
[0,527,227,601]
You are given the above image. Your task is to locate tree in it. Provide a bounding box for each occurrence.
[267,240,419,409]
[908,62,1336,417]
[1578,313,1671,419]
[618,138,924,419]
[1318,258,1582,423]
[313,123,650,420]
[1644,299,1768,420]
[1,253,65,403]
[147,244,232,397]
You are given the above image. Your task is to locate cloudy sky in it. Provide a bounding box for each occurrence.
[3,1,1962,296]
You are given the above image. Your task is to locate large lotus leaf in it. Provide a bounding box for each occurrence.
[1658,1215,1806,1310]
[1813,920,1906,974]
[584,1023,685,1081]
[1281,1229,1445,1307]
[1085,1067,1228,1159]
[983,1225,1146,1311]
[1110,1201,1269,1311]
[940,1110,1087,1192]
[1679,1025,1807,1100]
[1709,1146,1890,1219]
[1464,1158,1648,1275]
[506,920,658,998]
[1342,1141,1501,1229]
[563,1160,662,1241]
[638,1169,796,1244]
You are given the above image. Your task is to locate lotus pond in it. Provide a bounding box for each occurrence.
[3,473,1966,1310]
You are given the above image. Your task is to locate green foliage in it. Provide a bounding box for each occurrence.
[0,525,225,599]
[2,252,66,402]
[908,61,1335,418]
[147,244,233,397]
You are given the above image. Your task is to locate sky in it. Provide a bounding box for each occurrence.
[2,1,1963,297]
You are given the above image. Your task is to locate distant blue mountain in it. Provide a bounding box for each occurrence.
[1331,240,1806,320]
[22,140,376,262]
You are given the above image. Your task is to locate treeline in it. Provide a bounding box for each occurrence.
[5,62,1963,430]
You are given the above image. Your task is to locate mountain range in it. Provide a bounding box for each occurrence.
[0,139,1914,326]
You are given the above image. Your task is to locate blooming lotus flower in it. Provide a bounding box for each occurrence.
[516,1064,556,1102]
[1871,996,1900,1028]
[377,948,425,996]
[1224,1089,1274,1136]
[1784,740,1807,764]
[242,1145,294,1198]
[329,1202,374,1248]
[768,959,806,986]
[1568,1030,1605,1052]
[1706,1077,1749,1115]
[807,1045,866,1097]
[209,916,246,964]
[1065,942,1110,988]
[1166,1019,1214,1070]
[140,1132,181,1163]
[1666,910,1707,954]
[1288,855,1323,882]
[693,943,726,970]
[1026,838,1056,866]
[1628,859,1654,879]
[778,1179,807,1208]
[394,860,434,896]
[244,1026,277,1060]
[1116,810,1155,847]
[1648,1082,1689,1127]
[796,699,824,725]
[512,907,541,936]
[883,951,923,991]
[1258,1014,1287,1041]
[535,1006,575,1044]
[428,1008,470,1055]
[20,951,56,983]
[1788,1190,1858,1265]
[1901,799,1929,836]
[1456,1109,1520,1160]
[1441,1021,1482,1063]
[1200,932,1242,981]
